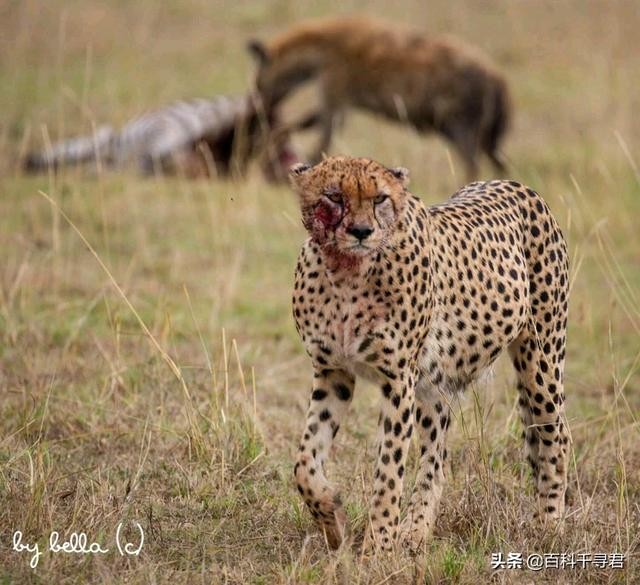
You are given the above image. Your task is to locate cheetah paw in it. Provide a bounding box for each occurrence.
[317,493,348,549]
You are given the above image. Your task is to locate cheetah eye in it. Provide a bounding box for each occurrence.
[374,194,389,205]
[324,190,343,204]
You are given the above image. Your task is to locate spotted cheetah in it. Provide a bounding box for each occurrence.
[289,156,570,551]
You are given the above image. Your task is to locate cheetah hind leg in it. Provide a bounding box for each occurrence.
[509,331,569,522]
[399,386,450,551]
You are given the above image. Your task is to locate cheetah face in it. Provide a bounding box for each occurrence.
[289,157,409,261]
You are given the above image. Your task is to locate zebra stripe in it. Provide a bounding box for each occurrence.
[25,94,259,173]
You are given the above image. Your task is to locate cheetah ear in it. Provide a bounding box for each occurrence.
[288,163,312,187]
[388,166,410,187]
[247,39,270,66]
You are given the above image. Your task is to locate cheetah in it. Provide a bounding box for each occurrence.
[248,18,510,180]
[289,156,570,551]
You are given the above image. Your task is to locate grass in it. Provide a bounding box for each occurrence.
[1,0,639,583]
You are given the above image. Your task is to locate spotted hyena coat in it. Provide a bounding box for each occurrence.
[289,156,570,551]
[248,17,510,180]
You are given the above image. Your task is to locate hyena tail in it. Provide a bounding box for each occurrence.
[482,79,511,174]
[23,126,116,173]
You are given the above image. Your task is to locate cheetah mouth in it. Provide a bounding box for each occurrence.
[345,243,375,254]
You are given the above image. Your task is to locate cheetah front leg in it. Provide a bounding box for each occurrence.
[364,372,415,552]
[294,367,355,549]
[400,385,450,550]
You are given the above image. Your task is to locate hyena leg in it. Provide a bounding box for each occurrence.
[400,384,450,549]
[455,136,480,183]
[510,331,569,520]
[441,121,480,182]
[364,373,415,551]
[487,147,507,174]
[309,107,339,164]
[294,368,355,548]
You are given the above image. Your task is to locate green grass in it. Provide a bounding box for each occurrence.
[1,0,639,583]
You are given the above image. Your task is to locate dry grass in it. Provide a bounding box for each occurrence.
[1,1,639,583]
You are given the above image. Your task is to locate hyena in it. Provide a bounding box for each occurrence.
[248,18,511,181]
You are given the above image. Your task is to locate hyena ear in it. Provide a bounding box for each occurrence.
[247,39,270,66]
[388,166,410,187]
[288,163,312,187]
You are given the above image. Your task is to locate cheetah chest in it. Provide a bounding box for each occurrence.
[332,293,387,360]
[298,281,394,378]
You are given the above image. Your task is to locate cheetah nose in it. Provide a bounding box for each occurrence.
[347,225,374,241]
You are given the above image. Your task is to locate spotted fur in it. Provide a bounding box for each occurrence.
[289,156,570,551]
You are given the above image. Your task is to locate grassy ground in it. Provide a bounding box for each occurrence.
[1,0,639,583]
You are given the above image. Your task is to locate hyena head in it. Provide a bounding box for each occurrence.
[289,156,410,264]
[247,39,321,109]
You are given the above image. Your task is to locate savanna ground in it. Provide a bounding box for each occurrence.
[1,1,639,583]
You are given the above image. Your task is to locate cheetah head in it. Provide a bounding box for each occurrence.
[289,156,410,263]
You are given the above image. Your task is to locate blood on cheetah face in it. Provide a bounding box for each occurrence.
[289,157,409,263]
